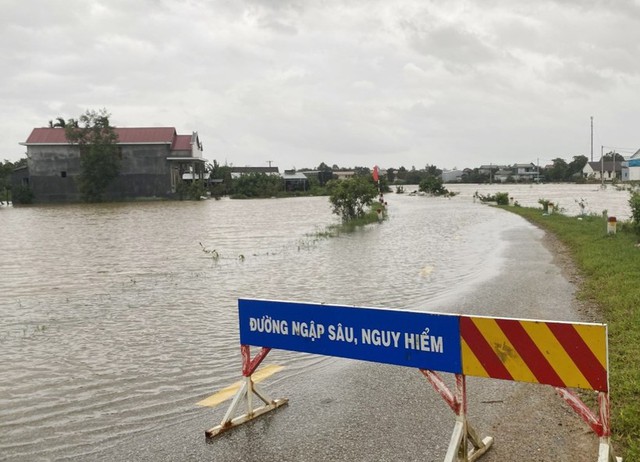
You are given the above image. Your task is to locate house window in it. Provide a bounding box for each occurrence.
[21,178,29,186]
[61,171,67,178]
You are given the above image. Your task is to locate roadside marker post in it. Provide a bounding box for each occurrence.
[205,299,622,461]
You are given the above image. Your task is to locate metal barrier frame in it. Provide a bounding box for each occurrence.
[205,346,288,438]
[205,299,624,461]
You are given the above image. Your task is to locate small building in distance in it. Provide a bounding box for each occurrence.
[583,160,622,182]
[229,166,279,179]
[441,169,464,183]
[18,127,206,202]
[282,170,309,191]
[621,149,640,181]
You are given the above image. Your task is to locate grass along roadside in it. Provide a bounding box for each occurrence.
[503,206,640,459]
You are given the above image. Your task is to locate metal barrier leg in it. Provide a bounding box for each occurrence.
[205,345,288,438]
[422,371,493,462]
[555,389,622,462]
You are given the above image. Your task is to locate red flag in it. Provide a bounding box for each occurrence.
[372,165,379,182]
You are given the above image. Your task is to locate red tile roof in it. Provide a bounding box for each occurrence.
[172,134,192,151]
[116,127,177,144]
[24,127,180,145]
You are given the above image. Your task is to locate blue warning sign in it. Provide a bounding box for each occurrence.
[238,298,462,373]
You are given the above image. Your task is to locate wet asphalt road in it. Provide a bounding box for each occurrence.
[80,216,599,462]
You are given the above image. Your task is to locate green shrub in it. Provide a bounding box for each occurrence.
[418,176,449,196]
[494,192,509,205]
[477,191,509,205]
[12,185,34,204]
[176,180,206,200]
[629,191,640,235]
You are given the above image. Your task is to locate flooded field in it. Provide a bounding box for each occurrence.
[0,184,632,460]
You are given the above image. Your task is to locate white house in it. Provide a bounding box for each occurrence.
[582,161,621,181]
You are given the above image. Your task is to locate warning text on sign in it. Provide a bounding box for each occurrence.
[239,299,461,373]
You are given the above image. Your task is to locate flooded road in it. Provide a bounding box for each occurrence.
[0,184,632,460]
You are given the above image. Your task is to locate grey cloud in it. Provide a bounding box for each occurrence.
[3,0,640,169]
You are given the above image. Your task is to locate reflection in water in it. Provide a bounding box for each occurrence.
[0,185,632,459]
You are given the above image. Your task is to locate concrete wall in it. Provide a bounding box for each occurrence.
[120,145,172,175]
[26,145,82,201]
[25,143,175,202]
[623,166,640,181]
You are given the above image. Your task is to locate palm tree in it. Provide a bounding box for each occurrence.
[48,117,67,128]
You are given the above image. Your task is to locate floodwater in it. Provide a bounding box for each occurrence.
[0,184,633,460]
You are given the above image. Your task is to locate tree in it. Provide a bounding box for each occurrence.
[425,164,442,177]
[65,109,120,202]
[353,166,371,177]
[546,158,568,182]
[231,172,283,198]
[629,191,640,235]
[48,117,66,128]
[316,162,334,185]
[418,176,449,196]
[386,168,395,183]
[327,176,377,222]
[567,155,588,179]
[1,160,14,203]
[460,168,489,183]
[602,152,625,162]
[207,160,232,196]
[1,158,28,204]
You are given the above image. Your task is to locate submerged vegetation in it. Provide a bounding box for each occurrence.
[200,176,387,263]
[504,204,640,459]
[475,191,510,205]
[327,176,379,222]
[418,176,456,197]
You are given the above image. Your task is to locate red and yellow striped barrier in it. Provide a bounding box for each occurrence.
[460,315,608,391]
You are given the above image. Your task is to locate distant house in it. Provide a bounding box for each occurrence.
[513,163,539,182]
[229,166,279,179]
[10,165,30,194]
[229,167,309,191]
[298,169,334,186]
[493,168,513,183]
[282,171,309,191]
[333,171,355,180]
[477,164,506,174]
[583,161,622,181]
[18,127,206,202]
[621,149,640,181]
[441,169,464,183]
[482,163,538,183]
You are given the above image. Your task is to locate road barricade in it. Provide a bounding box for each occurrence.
[205,299,621,462]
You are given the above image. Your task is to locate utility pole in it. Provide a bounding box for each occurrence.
[266,160,273,168]
[601,145,604,188]
[590,116,594,162]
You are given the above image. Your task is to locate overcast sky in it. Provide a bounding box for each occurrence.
[2,0,640,170]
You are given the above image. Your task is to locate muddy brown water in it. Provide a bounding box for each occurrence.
[0,184,631,460]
